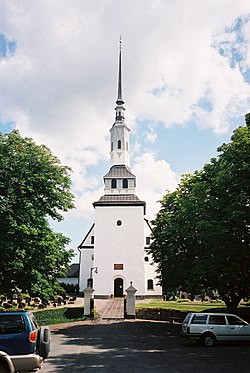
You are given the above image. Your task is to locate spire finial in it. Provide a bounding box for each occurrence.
[117,37,123,103]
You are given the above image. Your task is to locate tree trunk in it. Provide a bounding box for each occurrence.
[220,293,241,314]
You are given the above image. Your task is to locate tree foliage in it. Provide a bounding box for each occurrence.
[0,130,75,300]
[149,118,250,312]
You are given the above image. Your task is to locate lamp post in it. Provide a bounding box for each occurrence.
[84,267,97,318]
[87,267,98,287]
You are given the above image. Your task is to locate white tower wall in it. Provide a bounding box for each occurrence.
[93,205,145,297]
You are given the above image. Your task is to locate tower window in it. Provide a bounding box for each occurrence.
[91,236,94,244]
[111,179,117,188]
[146,237,151,245]
[123,179,128,188]
[147,279,154,290]
[111,142,113,151]
[118,140,121,149]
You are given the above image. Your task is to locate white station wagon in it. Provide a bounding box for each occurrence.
[181,312,250,347]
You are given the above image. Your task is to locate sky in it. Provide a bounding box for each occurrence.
[1,0,250,262]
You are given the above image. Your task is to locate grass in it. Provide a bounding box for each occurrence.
[137,300,226,312]
[136,300,250,322]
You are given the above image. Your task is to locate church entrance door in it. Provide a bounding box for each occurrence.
[114,278,123,297]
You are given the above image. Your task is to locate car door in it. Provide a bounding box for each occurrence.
[226,315,250,341]
[189,314,208,335]
[207,315,229,341]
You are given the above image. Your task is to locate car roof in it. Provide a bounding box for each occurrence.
[188,312,238,316]
[0,310,30,314]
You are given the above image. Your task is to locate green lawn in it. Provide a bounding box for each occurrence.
[136,300,227,312]
[136,300,250,322]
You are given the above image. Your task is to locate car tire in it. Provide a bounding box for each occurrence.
[0,362,10,373]
[201,333,215,347]
[37,326,51,359]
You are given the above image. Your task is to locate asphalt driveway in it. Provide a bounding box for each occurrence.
[41,319,250,372]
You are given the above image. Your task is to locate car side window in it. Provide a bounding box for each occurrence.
[0,315,24,334]
[208,315,226,325]
[227,315,247,326]
[191,314,207,324]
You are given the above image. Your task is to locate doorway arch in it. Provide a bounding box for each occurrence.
[114,278,124,297]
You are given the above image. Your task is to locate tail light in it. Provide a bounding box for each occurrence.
[29,329,38,343]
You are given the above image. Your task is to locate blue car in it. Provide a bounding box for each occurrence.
[0,311,50,372]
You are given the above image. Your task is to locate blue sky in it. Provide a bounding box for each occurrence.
[0,1,250,261]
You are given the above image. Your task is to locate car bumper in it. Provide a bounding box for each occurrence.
[180,331,199,340]
[0,352,15,373]
[11,354,43,372]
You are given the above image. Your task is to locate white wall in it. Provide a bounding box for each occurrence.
[144,221,162,297]
[78,224,95,292]
[144,253,162,296]
[93,205,145,297]
[79,248,94,292]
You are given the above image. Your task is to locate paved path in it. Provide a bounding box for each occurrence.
[95,298,124,320]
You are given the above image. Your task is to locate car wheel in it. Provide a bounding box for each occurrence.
[201,333,215,347]
[0,362,10,373]
[37,326,51,359]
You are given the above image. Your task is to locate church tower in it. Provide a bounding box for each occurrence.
[78,41,162,298]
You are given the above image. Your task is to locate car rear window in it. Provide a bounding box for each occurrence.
[183,313,192,324]
[191,314,207,324]
[208,315,226,325]
[0,315,25,334]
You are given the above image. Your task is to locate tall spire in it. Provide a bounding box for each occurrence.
[117,36,123,104]
[115,37,125,121]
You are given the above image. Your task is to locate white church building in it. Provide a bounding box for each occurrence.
[78,44,162,299]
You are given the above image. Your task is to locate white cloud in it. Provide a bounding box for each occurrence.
[133,152,180,219]
[0,0,250,229]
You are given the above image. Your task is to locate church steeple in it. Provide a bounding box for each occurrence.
[102,39,137,196]
[109,39,131,169]
[115,37,125,121]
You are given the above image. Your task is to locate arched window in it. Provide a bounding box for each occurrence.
[118,140,121,149]
[111,179,117,188]
[147,279,154,290]
[123,179,128,188]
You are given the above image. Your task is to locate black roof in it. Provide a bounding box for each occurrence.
[93,194,146,214]
[67,263,79,277]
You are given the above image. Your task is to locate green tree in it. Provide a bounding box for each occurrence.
[0,130,75,301]
[149,117,250,313]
